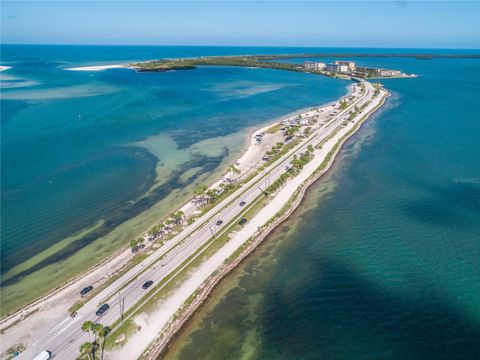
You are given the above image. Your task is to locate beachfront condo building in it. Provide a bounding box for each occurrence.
[335,60,356,71]
[304,61,326,71]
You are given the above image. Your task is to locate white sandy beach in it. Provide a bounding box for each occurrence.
[65,64,127,71]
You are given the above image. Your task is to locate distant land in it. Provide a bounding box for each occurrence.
[130,52,478,77]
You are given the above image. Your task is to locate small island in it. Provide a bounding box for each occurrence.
[130,54,417,79]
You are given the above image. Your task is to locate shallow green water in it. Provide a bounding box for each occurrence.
[1,45,347,312]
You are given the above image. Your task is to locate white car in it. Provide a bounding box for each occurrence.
[33,351,51,360]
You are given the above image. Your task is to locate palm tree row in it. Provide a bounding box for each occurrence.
[79,321,111,360]
[266,150,314,194]
[129,210,186,253]
[192,184,223,207]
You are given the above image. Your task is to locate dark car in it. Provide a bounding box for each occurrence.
[239,201,246,206]
[216,220,223,226]
[239,218,247,225]
[95,304,110,317]
[80,286,94,296]
[142,280,154,289]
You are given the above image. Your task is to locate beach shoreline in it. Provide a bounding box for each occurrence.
[65,64,128,71]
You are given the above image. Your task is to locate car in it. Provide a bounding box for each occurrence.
[239,201,246,206]
[239,218,247,225]
[216,220,223,226]
[33,351,51,360]
[95,304,110,317]
[142,280,154,289]
[80,285,94,296]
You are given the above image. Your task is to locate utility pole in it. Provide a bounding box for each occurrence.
[209,223,216,238]
[119,292,124,324]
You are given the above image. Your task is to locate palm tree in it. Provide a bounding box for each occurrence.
[148,226,157,239]
[206,189,217,204]
[90,322,103,357]
[93,322,103,343]
[129,239,138,253]
[80,341,94,360]
[81,320,94,340]
[173,211,184,227]
[157,223,165,239]
[97,325,111,360]
[166,215,175,227]
[228,165,240,174]
[136,237,145,249]
[195,184,209,207]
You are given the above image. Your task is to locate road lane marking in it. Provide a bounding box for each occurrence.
[33,315,82,349]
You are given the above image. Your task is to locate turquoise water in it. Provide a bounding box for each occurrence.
[163,55,480,359]
[1,46,349,300]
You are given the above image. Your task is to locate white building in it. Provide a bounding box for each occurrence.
[378,69,401,77]
[326,63,348,73]
[335,60,356,71]
[304,61,326,71]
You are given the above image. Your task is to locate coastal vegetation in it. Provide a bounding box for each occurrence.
[131,55,308,74]
[266,150,314,194]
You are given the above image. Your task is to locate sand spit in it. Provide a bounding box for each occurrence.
[65,64,127,71]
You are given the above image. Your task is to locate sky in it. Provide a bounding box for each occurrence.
[1,1,479,49]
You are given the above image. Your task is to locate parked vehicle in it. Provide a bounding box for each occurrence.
[216,220,223,226]
[33,351,51,360]
[80,285,94,296]
[142,280,154,289]
[95,304,110,317]
[239,201,246,206]
[239,218,247,225]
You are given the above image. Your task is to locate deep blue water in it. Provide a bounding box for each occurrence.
[161,53,480,359]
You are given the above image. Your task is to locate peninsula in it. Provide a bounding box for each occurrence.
[2,72,390,360]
